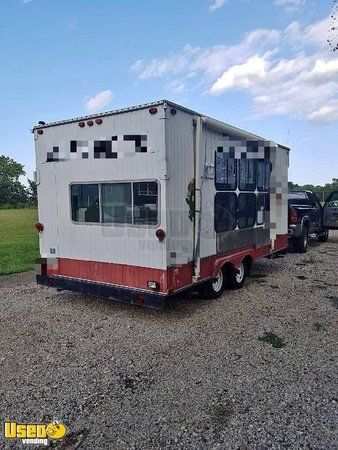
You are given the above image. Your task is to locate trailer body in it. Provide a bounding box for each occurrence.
[34,100,289,309]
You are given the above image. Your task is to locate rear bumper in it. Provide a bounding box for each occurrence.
[36,275,166,310]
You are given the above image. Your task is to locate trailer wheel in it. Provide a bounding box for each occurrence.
[228,261,247,289]
[199,269,225,299]
[293,226,309,253]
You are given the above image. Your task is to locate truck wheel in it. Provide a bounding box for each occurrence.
[293,226,309,253]
[199,269,225,299]
[228,261,247,289]
[318,229,329,242]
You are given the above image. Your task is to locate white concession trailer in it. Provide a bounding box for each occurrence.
[34,100,289,309]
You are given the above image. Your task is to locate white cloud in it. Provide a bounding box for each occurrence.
[131,15,338,124]
[131,29,279,81]
[209,0,226,12]
[210,56,267,94]
[85,90,113,113]
[308,100,338,124]
[22,0,32,3]
[274,0,306,13]
[286,16,330,48]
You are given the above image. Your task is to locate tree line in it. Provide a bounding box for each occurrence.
[0,155,37,209]
[288,179,338,203]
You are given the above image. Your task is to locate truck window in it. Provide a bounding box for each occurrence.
[71,184,100,223]
[102,183,132,223]
[288,192,311,206]
[214,192,237,233]
[239,160,256,191]
[238,193,256,228]
[215,154,237,190]
[133,182,158,225]
[257,160,271,191]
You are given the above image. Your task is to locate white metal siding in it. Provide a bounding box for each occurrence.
[35,107,168,269]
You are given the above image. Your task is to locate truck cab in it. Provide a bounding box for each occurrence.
[288,190,338,252]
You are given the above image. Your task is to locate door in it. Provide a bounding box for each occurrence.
[307,192,321,231]
[323,191,338,229]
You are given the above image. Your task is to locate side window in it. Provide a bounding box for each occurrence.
[257,193,270,225]
[257,160,271,191]
[71,184,100,223]
[238,193,256,228]
[214,192,237,233]
[133,181,158,224]
[102,183,132,223]
[239,160,256,191]
[215,154,237,190]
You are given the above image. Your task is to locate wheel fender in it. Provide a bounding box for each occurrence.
[212,253,251,278]
[301,216,311,230]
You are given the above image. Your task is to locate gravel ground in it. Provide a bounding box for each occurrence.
[0,232,337,449]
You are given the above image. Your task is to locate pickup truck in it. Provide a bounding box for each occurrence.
[288,190,338,252]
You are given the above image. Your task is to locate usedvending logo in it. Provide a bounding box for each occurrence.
[4,420,67,446]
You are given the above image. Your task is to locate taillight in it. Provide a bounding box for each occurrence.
[35,222,44,232]
[290,207,298,224]
[155,229,165,241]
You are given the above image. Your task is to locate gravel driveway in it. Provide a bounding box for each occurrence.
[1,232,337,449]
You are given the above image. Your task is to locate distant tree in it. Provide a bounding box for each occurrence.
[0,155,28,207]
[27,179,38,205]
[289,178,338,202]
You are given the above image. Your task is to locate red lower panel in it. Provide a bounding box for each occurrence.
[47,234,288,295]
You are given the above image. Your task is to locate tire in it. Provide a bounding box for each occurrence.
[199,269,225,299]
[318,229,329,242]
[228,261,247,289]
[293,226,309,253]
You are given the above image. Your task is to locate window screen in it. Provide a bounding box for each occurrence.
[133,181,158,224]
[257,193,270,225]
[239,160,256,191]
[71,184,100,222]
[257,160,271,191]
[238,193,256,228]
[102,183,132,223]
[215,154,237,190]
[214,192,237,233]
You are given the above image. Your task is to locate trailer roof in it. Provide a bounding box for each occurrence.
[32,99,289,150]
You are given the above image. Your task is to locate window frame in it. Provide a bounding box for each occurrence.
[257,160,272,192]
[69,180,160,227]
[238,193,257,229]
[256,193,270,226]
[214,192,238,233]
[214,153,237,191]
[238,159,257,192]
[70,183,101,224]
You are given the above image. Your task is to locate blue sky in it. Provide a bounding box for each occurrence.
[0,0,337,185]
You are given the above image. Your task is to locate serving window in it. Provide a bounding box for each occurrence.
[257,160,271,191]
[71,184,100,223]
[239,159,256,191]
[215,154,237,190]
[214,192,237,233]
[257,193,270,225]
[71,181,158,225]
[238,193,256,229]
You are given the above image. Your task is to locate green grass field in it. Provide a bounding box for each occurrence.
[0,209,39,276]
